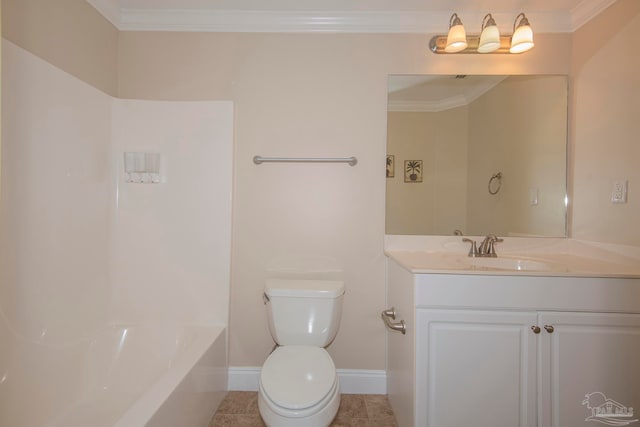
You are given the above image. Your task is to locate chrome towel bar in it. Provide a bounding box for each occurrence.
[381,307,406,335]
[253,156,358,166]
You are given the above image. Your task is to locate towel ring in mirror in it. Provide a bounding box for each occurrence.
[488,172,502,195]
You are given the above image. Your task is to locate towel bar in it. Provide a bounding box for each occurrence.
[253,156,357,166]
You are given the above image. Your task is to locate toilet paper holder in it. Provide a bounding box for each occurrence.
[381,307,406,335]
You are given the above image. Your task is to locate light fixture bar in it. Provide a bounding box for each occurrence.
[430,35,515,54]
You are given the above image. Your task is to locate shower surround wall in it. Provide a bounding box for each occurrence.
[0,39,233,426]
[0,39,112,346]
[111,99,233,325]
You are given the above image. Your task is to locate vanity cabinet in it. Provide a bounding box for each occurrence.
[385,258,640,427]
[415,309,640,427]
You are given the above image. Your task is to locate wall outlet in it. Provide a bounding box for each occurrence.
[611,180,628,204]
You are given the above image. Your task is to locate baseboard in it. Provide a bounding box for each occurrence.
[336,369,387,395]
[228,367,262,392]
[228,367,387,395]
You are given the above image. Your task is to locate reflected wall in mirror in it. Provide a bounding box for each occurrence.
[386,75,567,237]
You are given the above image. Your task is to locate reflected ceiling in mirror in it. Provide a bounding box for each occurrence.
[386,75,567,237]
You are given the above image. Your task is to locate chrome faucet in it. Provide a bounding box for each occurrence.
[463,235,504,257]
[462,238,478,257]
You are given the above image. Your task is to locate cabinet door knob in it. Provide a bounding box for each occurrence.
[544,325,555,333]
[531,325,541,334]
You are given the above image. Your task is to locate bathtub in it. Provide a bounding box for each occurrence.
[0,323,227,427]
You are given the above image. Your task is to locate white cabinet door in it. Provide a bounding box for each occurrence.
[538,312,640,427]
[416,309,538,427]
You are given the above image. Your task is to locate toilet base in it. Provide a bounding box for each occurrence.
[258,381,340,427]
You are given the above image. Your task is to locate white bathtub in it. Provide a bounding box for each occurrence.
[0,323,227,427]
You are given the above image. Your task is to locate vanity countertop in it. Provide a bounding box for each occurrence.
[385,236,640,278]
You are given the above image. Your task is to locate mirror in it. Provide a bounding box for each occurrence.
[386,75,567,237]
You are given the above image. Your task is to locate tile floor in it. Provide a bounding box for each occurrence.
[210,391,398,426]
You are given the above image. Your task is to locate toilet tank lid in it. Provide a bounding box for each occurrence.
[265,279,345,298]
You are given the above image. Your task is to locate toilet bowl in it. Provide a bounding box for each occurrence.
[258,346,340,427]
[258,279,345,427]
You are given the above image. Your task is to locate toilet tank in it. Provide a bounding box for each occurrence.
[264,279,345,347]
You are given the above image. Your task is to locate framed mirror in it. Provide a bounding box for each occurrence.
[386,75,568,237]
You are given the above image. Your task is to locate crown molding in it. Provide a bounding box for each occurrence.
[86,0,121,28]
[570,0,618,31]
[389,77,504,112]
[113,9,575,33]
[118,10,450,33]
[388,97,467,113]
[86,0,613,33]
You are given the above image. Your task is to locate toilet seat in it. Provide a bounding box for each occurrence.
[260,346,338,416]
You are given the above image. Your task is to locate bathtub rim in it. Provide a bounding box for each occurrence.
[112,323,227,427]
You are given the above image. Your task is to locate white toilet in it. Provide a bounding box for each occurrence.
[258,279,345,427]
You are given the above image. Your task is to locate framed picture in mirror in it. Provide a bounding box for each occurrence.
[404,160,423,183]
[386,155,395,178]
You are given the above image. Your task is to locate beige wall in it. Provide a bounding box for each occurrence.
[467,76,567,237]
[1,0,118,95]
[116,31,572,369]
[1,2,2,187]
[571,0,640,245]
[2,1,588,370]
[386,108,468,235]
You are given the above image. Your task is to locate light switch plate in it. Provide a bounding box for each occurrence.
[529,187,539,206]
[611,180,628,204]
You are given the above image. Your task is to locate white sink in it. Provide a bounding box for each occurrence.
[465,256,556,272]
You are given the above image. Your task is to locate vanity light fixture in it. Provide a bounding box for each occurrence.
[445,13,468,53]
[430,12,534,54]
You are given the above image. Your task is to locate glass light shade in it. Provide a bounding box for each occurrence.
[445,24,467,53]
[478,25,500,53]
[510,16,534,53]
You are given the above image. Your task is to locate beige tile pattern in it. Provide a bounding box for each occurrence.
[210,392,397,427]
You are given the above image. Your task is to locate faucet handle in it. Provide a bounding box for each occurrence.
[487,236,504,256]
[462,238,478,257]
